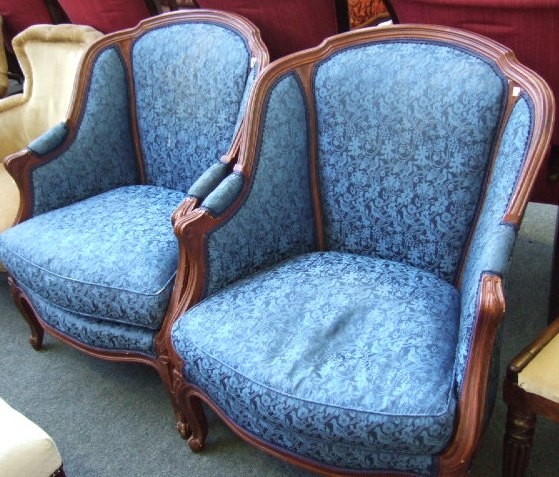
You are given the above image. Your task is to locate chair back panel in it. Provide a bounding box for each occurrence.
[314,40,507,283]
[132,21,253,193]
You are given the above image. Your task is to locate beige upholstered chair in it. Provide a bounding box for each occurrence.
[0,24,101,250]
[0,397,64,477]
[0,17,8,98]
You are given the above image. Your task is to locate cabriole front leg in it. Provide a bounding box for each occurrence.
[7,276,44,350]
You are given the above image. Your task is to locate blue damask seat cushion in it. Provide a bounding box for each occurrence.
[0,185,185,331]
[172,252,461,472]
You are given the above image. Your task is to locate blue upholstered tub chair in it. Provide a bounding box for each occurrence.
[167,25,554,476]
[0,10,268,433]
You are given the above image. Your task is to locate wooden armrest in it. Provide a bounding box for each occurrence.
[508,317,559,378]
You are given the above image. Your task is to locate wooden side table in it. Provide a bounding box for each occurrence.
[503,317,559,477]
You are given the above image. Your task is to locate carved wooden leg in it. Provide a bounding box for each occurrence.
[175,409,191,439]
[152,358,192,439]
[8,277,44,350]
[503,406,536,477]
[185,393,208,453]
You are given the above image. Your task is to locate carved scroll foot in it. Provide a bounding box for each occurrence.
[8,277,44,350]
[184,393,208,453]
[176,411,192,439]
[188,436,205,453]
[502,407,536,477]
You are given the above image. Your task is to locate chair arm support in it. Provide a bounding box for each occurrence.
[456,225,516,390]
[440,272,505,474]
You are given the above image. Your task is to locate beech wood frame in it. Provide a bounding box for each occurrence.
[164,25,555,476]
[2,9,268,436]
[502,317,559,477]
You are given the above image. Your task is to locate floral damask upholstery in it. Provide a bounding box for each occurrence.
[0,10,268,412]
[168,26,553,476]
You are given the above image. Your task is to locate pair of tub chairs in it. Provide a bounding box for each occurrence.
[0,9,555,477]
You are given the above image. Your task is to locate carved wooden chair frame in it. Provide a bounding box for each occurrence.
[3,10,268,435]
[162,25,554,476]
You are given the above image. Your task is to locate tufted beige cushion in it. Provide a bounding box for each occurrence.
[0,398,63,476]
[0,17,8,98]
[518,332,559,404]
[0,24,102,269]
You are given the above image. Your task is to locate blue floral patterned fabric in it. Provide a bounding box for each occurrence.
[0,185,185,330]
[455,96,533,394]
[173,252,460,474]
[22,286,156,356]
[32,47,139,216]
[133,22,252,193]
[204,74,316,295]
[314,41,506,284]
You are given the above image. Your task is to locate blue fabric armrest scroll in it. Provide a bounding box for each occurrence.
[27,122,69,156]
[187,162,230,201]
[200,172,244,216]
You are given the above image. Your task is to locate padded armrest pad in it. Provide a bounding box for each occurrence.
[187,161,230,201]
[201,172,244,216]
[27,122,68,156]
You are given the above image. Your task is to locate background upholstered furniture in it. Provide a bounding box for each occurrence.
[0,0,172,81]
[384,0,559,321]
[503,317,559,477]
[56,0,162,34]
[0,17,7,98]
[348,0,391,28]
[0,397,64,477]
[193,0,349,59]
[0,0,55,48]
[0,24,101,261]
[0,10,268,435]
[167,24,554,476]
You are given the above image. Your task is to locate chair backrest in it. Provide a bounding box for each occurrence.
[70,11,268,194]
[0,24,102,158]
[385,0,559,202]
[313,37,507,283]
[15,25,102,140]
[195,0,348,59]
[224,26,551,289]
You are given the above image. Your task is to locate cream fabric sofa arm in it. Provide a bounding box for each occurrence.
[0,16,7,98]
